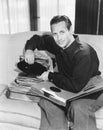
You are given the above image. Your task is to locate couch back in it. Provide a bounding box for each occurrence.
[0,31,103,84]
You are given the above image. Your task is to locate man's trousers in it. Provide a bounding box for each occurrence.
[38,98,98,130]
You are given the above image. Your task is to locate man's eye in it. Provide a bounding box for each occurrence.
[60,31,65,34]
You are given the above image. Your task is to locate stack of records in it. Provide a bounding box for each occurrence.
[6,72,43,102]
[15,72,43,86]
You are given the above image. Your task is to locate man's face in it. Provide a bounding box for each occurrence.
[51,21,71,48]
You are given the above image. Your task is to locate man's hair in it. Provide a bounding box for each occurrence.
[50,15,72,30]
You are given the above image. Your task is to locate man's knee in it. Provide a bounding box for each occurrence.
[70,100,83,111]
[68,99,95,114]
[38,99,64,115]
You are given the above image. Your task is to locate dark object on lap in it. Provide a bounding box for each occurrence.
[17,60,47,76]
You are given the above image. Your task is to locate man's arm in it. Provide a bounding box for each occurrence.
[25,34,59,54]
[24,35,52,64]
[25,35,46,51]
[48,55,92,93]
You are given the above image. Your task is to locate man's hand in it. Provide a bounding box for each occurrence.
[24,50,35,64]
[37,71,49,81]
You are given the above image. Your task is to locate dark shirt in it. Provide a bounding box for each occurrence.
[25,34,101,93]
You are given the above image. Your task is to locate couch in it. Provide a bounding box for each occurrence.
[0,31,103,130]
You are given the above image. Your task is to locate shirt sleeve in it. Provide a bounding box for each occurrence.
[25,35,46,51]
[24,34,60,54]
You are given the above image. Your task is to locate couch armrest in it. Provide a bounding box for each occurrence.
[0,84,8,96]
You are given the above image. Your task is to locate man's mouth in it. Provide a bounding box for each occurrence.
[58,40,64,45]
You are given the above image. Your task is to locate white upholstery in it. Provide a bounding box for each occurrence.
[0,32,103,130]
[0,85,41,130]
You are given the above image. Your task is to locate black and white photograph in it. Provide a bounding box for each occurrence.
[0,0,103,130]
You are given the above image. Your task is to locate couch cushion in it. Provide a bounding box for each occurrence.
[0,35,10,84]
[0,93,41,129]
[95,107,103,129]
[0,123,38,130]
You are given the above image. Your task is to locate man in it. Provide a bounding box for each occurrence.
[24,15,101,130]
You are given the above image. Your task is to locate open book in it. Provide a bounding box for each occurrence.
[8,75,103,107]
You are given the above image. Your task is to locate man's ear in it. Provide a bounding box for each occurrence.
[69,25,74,34]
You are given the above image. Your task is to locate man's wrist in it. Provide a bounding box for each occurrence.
[25,49,34,54]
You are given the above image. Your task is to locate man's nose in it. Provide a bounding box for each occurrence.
[57,34,61,41]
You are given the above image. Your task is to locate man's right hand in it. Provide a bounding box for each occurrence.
[24,50,35,64]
